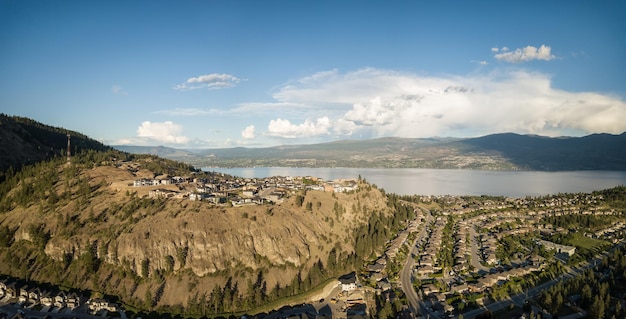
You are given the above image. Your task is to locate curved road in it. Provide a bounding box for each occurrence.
[400,212,432,317]
[468,226,490,273]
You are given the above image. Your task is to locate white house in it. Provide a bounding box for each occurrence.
[339,273,358,292]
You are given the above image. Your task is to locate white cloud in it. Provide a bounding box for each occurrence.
[266,117,332,138]
[136,121,189,144]
[493,45,555,63]
[345,95,423,126]
[112,85,128,95]
[241,125,256,139]
[174,73,241,90]
[272,68,434,106]
[491,47,499,53]
[263,68,626,139]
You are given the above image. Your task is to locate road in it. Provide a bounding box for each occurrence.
[400,211,432,317]
[400,245,421,315]
[468,226,490,273]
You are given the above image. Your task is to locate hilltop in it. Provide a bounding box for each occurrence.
[0,114,111,177]
[115,132,626,171]
[0,116,410,314]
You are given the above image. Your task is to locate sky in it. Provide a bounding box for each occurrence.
[2,1,626,149]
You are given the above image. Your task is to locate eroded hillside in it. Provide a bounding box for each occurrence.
[0,152,398,313]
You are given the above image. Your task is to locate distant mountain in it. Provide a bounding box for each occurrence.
[0,114,111,174]
[460,132,626,170]
[113,145,197,158]
[114,133,626,171]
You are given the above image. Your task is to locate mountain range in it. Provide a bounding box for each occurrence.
[1,114,625,172]
[115,132,626,171]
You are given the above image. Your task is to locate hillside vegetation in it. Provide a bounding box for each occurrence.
[0,114,111,179]
[0,149,413,315]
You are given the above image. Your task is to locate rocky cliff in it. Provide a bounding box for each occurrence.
[0,156,391,310]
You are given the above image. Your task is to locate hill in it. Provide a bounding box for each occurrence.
[115,132,626,170]
[0,154,403,314]
[0,114,111,177]
[0,116,410,315]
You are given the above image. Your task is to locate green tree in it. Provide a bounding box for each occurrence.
[591,295,605,319]
[141,258,150,278]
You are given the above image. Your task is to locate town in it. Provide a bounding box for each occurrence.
[121,160,359,206]
[363,191,626,319]
[1,161,625,319]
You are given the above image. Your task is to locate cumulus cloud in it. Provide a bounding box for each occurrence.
[174,73,241,90]
[266,117,332,138]
[493,45,555,63]
[241,125,256,139]
[345,95,423,126]
[263,68,626,139]
[136,121,189,144]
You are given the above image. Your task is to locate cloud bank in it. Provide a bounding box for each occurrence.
[493,45,555,63]
[266,117,332,138]
[174,73,241,90]
[260,68,626,139]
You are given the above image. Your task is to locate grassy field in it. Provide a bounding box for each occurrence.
[564,233,608,250]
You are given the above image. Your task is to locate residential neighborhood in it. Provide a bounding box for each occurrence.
[121,161,359,206]
[357,191,626,319]
[1,160,625,319]
[0,278,122,318]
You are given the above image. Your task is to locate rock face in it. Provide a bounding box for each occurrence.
[38,181,386,283]
[3,162,390,309]
[112,208,319,277]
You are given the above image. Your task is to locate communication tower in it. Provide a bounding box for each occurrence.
[66,133,71,163]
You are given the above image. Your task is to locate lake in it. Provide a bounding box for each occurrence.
[203,167,626,197]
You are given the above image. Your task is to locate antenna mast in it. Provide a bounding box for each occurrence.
[66,133,71,163]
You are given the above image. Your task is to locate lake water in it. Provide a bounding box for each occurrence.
[203,167,626,197]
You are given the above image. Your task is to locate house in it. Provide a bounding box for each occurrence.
[88,298,119,313]
[66,292,82,309]
[421,283,439,296]
[28,287,41,303]
[189,192,209,201]
[41,291,54,307]
[451,283,469,294]
[18,285,29,303]
[432,292,446,302]
[367,263,385,273]
[54,291,66,308]
[377,280,392,292]
[469,281,486,293]
[416,265,434,277]
[339,273,358,292]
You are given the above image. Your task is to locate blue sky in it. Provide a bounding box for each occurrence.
[2,1,625,148]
